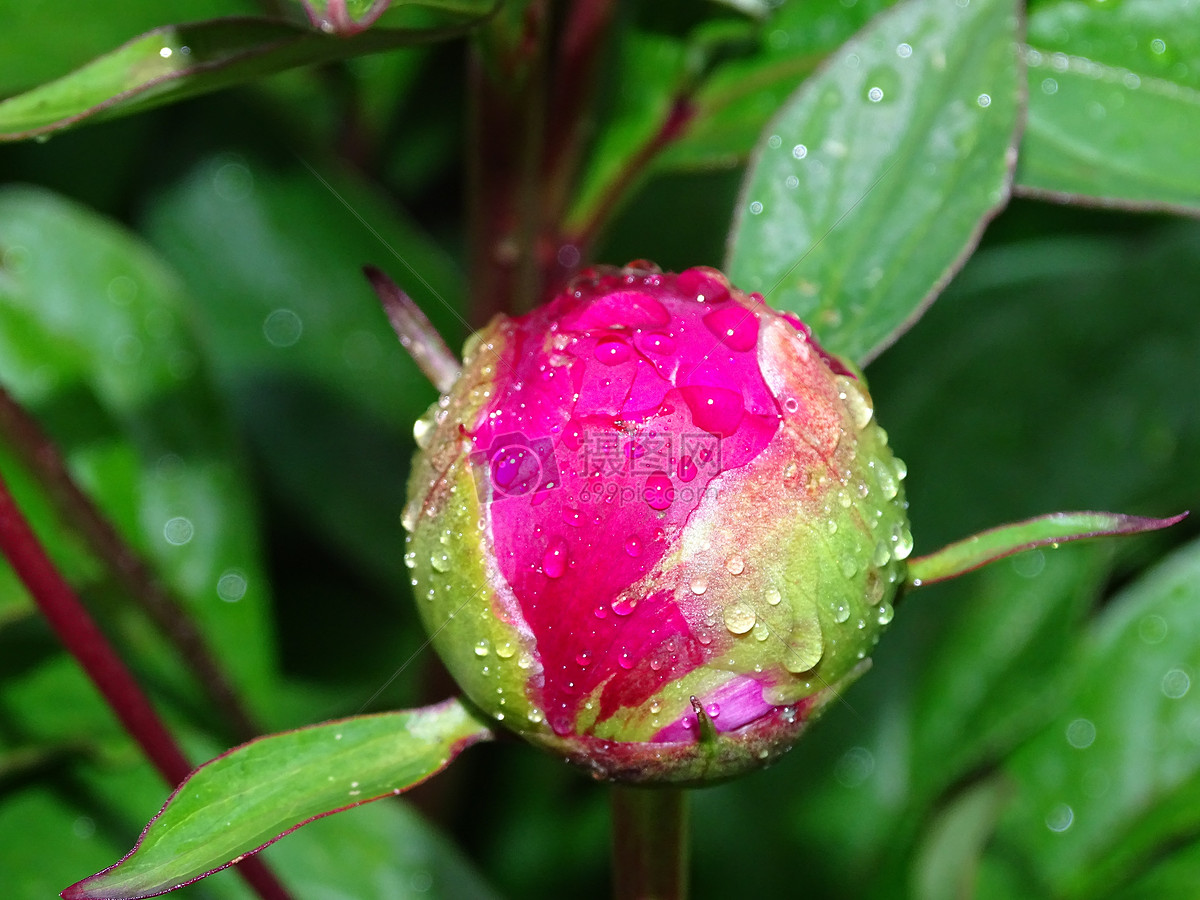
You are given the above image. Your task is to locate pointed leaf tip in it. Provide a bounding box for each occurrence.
[62,698,492,900]
[906,511,1189,588]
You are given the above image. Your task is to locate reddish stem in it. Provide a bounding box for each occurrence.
[0,469,289,900]
[0,387,261,742]
[565,97,696,260]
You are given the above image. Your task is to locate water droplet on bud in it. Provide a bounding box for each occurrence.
[723,602,757,634]
[624,535,643,557]
[594,337,632,365]
[766,586,782,606]
[725,555,745,575]
[474,640,490,657]
[833,601,851,623]
[836,376,875,429]
[690,577,709,595]
[543,538,569,578]
[643,471,675,510]
[612,595,637,616]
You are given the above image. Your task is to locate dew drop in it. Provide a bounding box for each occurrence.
[725,555,745,575]
[496,641,515,659]
[876,602,894,625]
[783,397,800,413]
[1066,718,1096,749]
[680,385,745,436]
[636,331,676,355]
[576,650,592,667]
[874,461,899,500]
[431,552,450,572]
[723,602,757,634]
[1045,803,1074,832]
[837,377,874,429]
[690,577,709,596]
[784,640,823,673]
[594,336,632,366]
[677,455,699,482]
[840,556,858,578]
[792,143,808,159]
[618,652,636,670]
[612,595,637,616]
[867,86,884,102]
[766,586,783,606]
[833,601,851,624]
[705,703,721,719]
[703,307,759,352]
[527,708,545,724]
[474,640,490,657]
[891,524,914,561]
[542,538,569,578]
[643,471,675,510]
[624,535,643,557]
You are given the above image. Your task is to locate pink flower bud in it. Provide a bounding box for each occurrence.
[404,262,911,783]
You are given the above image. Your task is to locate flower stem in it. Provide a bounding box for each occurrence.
[611,786,689,900]
[0,468,290,900]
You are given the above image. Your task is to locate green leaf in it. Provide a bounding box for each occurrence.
[0,12,485,142]
[1018,0,1200,214]
[726,0,1021,365]
[985,537,1200,896]
[64,698,493,900]
[907,510,1188,586]
[0,0,259,98]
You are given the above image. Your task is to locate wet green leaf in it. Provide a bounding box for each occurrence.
[1019,0,1200,214]
[907,511,1187,586]
[0,0,259,97]
[65,699,492,900]
[0,11,485,142]
[726,0,1022,365]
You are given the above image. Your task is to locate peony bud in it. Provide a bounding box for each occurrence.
[403,262,911,783]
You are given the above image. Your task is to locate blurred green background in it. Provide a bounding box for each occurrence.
[2,1,1199,898]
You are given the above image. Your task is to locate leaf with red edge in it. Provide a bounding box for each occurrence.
[63,698,492,900]
[0,12,486,143]
[906,511,1189,587]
